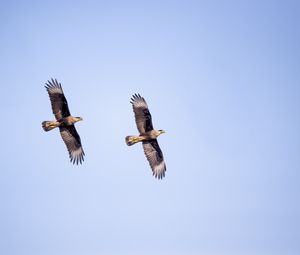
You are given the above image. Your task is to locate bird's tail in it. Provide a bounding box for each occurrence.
[42,121,60,131]
[125,135,144,146]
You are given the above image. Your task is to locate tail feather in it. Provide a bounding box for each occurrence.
[125,135,143,146]
[42,121,60,131]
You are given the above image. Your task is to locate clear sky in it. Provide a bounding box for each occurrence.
[0,1,299,255]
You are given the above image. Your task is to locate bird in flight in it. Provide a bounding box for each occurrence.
[126,94,166,179]
[42,78,85,164]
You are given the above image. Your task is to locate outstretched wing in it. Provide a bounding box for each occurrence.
[142,139,166,179]
[45,78,71,120]
[59,125,85,164]
[131,94,153,134]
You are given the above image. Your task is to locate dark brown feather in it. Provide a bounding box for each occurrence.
[131,94,154,134]
[142,139,166,179]
[59,125,85,165]
[45,78,71,120]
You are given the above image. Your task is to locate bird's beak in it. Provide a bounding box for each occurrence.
[161,130,166,134]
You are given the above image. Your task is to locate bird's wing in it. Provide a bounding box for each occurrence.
[59,125,85,164]
[142,139,166,179]
[45,78,71,120]
[131,94,153,134]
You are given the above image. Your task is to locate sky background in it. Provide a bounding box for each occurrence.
[0,0,299,254]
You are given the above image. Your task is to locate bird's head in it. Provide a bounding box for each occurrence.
[74,117,83,122]
[158,129,166,135]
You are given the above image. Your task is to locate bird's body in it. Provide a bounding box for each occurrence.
[42,79,85,164]
[126,94,166,179]
[125,130,164,146]
[42,116,82,131]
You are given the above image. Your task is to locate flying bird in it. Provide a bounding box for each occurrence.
[126,94,166,179]
[42,78,85,164]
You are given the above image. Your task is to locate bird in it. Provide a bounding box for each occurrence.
[42,78,85,164]
[126,93,166,179]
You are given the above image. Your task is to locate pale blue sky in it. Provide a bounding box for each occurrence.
[0,1,299,255]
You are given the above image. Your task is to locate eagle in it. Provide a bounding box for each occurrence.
[42,78,85,164]
[126,94,166,179]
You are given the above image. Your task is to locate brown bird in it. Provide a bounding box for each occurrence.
[42,78,85,164]
[126,94,166,179]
